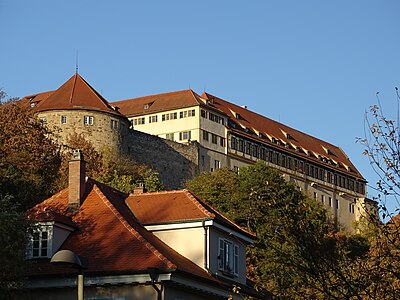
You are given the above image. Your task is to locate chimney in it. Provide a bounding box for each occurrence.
[133,182,146,194]
[68,149,86,212]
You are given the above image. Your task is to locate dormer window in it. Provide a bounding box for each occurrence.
[144,104,150,110]
[235,113,240,119]
[27,219,75,260]
[28,223,53,259]
[218,238,239,277]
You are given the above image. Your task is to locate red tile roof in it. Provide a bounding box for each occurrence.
[201,92,363,179]
[27,179,218,282]
[23,74,122,116]
[125,190,255,239]
[113,89,203,117]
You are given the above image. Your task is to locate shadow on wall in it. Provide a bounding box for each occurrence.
[124,130,200,190]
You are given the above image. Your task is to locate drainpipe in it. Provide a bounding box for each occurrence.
[202,220,209,270]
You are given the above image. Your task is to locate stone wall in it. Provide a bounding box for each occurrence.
[38,109,200,190]
[124,129,200,189]
[38,109,130,154]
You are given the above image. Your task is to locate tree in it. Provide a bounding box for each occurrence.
[58,132,164,193]
[355,88,400,298]
[357,88,400,215]
[0,91,61,209]
[186,162,370,299]
[0,194,30,299]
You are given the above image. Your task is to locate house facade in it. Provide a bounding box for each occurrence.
[26,151,262,300]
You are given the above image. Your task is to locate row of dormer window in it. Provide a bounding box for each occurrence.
[230,135,365,195]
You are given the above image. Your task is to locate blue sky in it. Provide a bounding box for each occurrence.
[1,1,399,208]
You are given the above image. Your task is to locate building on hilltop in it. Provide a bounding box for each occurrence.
[21,73,131,155]
[20,74,200,189]
[114,90,377,231]
[21,74,377,231]
[26,150,263,299]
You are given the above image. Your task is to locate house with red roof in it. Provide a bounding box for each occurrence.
[26,150,263,300]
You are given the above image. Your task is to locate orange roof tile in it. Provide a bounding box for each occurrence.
[27,180,217,281]
[201,92,364,179]
[31,74,122,116]
[113,89,203,117]
[125,190,255,239]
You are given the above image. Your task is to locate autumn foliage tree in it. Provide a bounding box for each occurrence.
[56,132,163,193]
[0,92,61,209]
[186,162,370,299]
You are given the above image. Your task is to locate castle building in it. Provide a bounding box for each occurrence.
[22,73,130,154]
[21,74,376,231]
[114,90,376,231]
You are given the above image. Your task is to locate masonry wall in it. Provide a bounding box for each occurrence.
[124,129,200,189]
[38,109,129,154]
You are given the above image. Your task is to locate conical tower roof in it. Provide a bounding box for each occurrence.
[35,73,121,116]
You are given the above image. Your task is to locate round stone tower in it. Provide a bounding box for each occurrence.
[23,73,130,154]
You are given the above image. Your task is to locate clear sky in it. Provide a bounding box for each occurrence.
[1,1,399,207]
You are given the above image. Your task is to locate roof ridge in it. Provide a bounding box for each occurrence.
[182,190,215,218]
[70,74,78,103]
[128,189,186,197]
[92,184,176,269]
[114,89,194,104]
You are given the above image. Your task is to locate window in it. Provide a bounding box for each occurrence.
[313,192,317,200]
[245,142,251,155]
[203,130,209,141]
[201,109,207,118]
[252,145,258,158]
[28,227,51,258]
[201,155,205,166]
[220,137,225,147]
[180,109,195,118]
[39,117,47,125]
[349,203,355,214]
[260,147,266,160]
[162,112,178,121]
[179,131,191,141]
[238,140,244,152]
[110,119,118,129]
[133,117,145,125]
[149,115,158,123]
[166,133,174,141]
[231,137,237,150]
[336,199,339,209]
[84,116,94,125]
[211,134,218,144]
[321,195,325,205]
[214,160,221,170]
[234,166,240,173]
[61,115,67,124]
[209,113,215,122]
[218,238,239,276]
[329,197,332,207]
